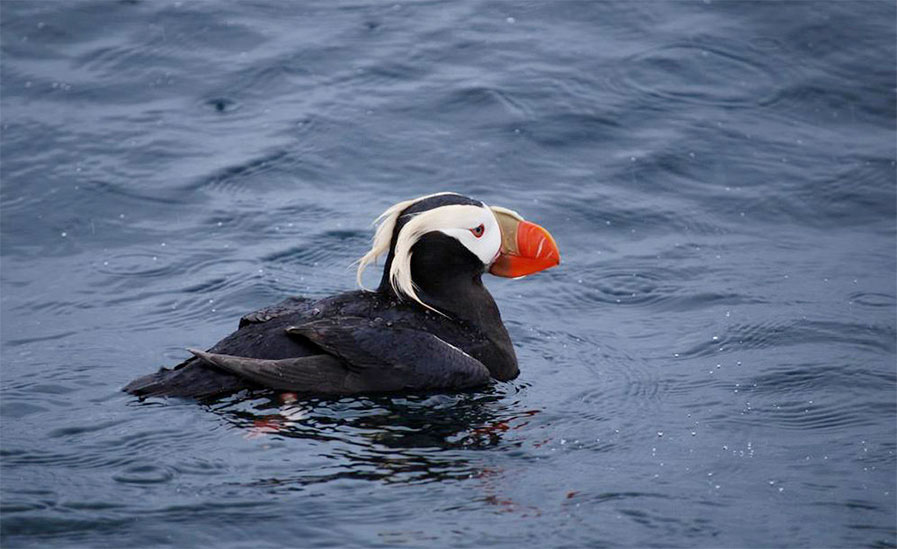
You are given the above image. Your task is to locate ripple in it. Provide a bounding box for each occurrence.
[800,159,897,226]
[730,399,894,432]
[564,200,728,237]
[47,420,120,439]
[202,97,240,114]
[580,491,671,505]
[748,363,896,395]
[77,43,176,82]
[96,251,176,278]
[0,448,133,471]
[0,424,201,472]
[263,230,367,267]
[113,463,174,484]
[546,328,667,443]
[188,150,291,196]
[699,360,897,435]
[612,43,784,107]
[678,319,897,357]
[350,60,430,89]
[849,292,896,308]
[748,158,897,228]
[74,7,266,73]
[431,86,527,121]
[0,401,49,419]
[596,272,660,298]
[545,264,762,314]
[4,330,79,347]
[517,111,618,148]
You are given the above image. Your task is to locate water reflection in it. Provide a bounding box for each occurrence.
[206,388,540,487]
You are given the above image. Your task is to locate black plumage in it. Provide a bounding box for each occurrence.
[124,194,522,400]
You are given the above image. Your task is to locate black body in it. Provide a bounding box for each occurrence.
[124,195,519,399]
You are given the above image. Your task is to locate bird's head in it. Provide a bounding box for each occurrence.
[356,192,560,313]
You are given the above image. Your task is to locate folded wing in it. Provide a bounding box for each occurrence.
[190,317,492,394]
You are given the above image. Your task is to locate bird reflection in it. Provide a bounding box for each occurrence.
[205,387,540,488]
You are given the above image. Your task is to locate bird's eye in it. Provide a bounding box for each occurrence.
[470,224,485,238]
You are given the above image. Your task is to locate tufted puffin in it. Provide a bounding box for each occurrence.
[123,192,560,399]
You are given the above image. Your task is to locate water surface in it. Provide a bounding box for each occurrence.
[2,1,895,547]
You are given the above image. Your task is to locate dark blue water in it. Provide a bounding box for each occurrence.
[2,1,895,547]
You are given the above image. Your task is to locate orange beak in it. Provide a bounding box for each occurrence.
[488,207,561,278]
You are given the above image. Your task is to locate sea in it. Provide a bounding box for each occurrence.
[1,1,895,547]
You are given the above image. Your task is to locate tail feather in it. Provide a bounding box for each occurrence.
[122,357,250,399]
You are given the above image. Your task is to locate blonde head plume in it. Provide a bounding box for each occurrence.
[355,192,456,292]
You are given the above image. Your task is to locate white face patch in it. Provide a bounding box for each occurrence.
[389,204,500,311]
[436,206,502,266]
[355,194,503,313]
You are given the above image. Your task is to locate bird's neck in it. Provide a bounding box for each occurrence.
[377,234,493,325]
[376,242,518,380]
[377,254,495,325]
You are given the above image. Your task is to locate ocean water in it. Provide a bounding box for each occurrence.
[1,1,895,547]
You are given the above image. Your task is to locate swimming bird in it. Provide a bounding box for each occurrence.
[123,192,560,399]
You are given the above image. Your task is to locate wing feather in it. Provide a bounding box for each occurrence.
[287,318,491,391]
[188,349,349,394]
[188,317,491,394]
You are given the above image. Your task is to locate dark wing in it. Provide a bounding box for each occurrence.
[286,317,492,392]
[186,317,492,394]
[239,296,313,328]
[188,349,350,394]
